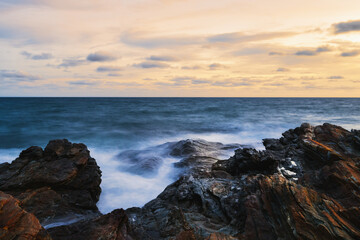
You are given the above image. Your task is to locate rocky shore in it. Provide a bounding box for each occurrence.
[1,123,360,239]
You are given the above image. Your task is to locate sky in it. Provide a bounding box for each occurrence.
[0,0,360,97]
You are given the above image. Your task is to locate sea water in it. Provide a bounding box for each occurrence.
[0,97,359,212]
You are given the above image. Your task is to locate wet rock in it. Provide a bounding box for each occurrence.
[0,191,52,240]
[126,123,360,239]
[0,139,102,225]
[47,209,134,240]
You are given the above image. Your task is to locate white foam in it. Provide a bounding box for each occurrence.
[0,148,21,164]
[90,147,179,213]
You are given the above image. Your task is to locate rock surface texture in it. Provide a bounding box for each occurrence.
[127,123,360,239]
[0,191,51,240]
[0,139,102,227]
[1,123,360,240]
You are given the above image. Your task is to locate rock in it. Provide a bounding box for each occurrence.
[0,191,52,240]
[47,209,134,240]
[126,123,360,239]
[169,139,241,176]
[0,139,102,225]
[2,123,360,240]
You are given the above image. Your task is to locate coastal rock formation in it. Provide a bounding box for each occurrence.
[0,191,51,240]
[126,123,360,239]
[1,123,360,240]
[0,139,102,226]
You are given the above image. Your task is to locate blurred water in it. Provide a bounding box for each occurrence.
[0,97,359,212]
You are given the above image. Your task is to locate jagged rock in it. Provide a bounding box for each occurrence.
[0,191,52,240]
[2,123,360,240]
[126,123,360,239]
[0,139,102,226]
[47,209,134,240]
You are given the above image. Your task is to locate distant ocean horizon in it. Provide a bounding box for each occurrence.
[1,97,359,213]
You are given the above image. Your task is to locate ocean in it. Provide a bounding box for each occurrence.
[0,97,359,213]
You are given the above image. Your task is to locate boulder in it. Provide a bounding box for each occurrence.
[0,139,102,226]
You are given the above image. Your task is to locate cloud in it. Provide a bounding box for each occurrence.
[121,31,204,48]
[277,67,289,72]
[87,51,117,62]
[68,80,98,86]
[295,50,317,56]
[21,51,53,60]
[341,51,358,57]
[316,46,331,52]
[234,47,267,56]
[269,52,283,56]
[328,76,344,79]
[182,65,202,70]
[133,61,170,69]
[294,46,331,56]
[96,66,122,72]
[192,79,211,84]
[208,32,296,43]
[212,80,253,87]
[168,76,211,86]
[208,63,226,70]
[122,31,296,49]
[146,55,178,62]
[0,70,41,81]
[333,20,360,34]
[58,58,87,68]
[107,73,122,77]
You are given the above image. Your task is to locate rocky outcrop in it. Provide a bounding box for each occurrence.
[1,123,360,240]
[0,191,51,240]
[126,123,360,239]
[0,139,102,226]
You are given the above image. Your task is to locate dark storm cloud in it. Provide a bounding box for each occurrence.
[333,20,360,34]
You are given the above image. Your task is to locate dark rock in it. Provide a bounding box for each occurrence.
[125,123,360,239]
[0,139,102,225]
[47,209,134,240]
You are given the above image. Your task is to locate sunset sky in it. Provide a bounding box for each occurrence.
[0,0,360,97]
